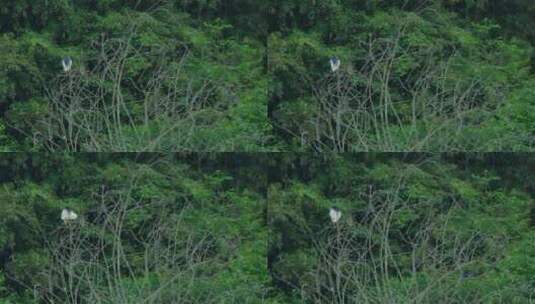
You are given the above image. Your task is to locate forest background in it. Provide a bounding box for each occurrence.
[0,0,534,151]
[1,0,535,303]
[0,153,534,303]
[269,0,535,151]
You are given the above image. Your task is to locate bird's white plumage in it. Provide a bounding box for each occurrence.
[329,208,342,223]
[61,209,78,221]
[330,58,341,72]
[62,57,72,72]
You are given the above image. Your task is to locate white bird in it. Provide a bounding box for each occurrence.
[329,57,341,72]
[62,57,73,72]
[329,207,342,223]
[61,208,78,223]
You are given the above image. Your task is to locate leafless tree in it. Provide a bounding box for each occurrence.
[31,19,234,151]
[31,166,217,303]
[284,15,507,152]
[273,177,507,303]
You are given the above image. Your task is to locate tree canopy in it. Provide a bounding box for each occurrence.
[1,154,534,302]
[0,0,269,151]
[269,0,535,151]
[1,0,535,151]
[1,1,535,302]
[0,153,268,303]
[268,153,535,302]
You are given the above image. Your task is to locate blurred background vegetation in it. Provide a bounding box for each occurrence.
[1,153,534,302]
[269,0,535,151]
[3,0,535,151]
[0,0,270,151]
[268,153,535,302]
[0,153,268,303]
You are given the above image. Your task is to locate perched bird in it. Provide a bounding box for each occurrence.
[329,57,341,72]
[61,57,73,72]
[329,207,342,223]
[61,208,78,223]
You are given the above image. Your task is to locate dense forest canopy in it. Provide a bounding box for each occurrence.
[2,1,535,301]
[1,0,535,151]
[268,153,535,303]
[1,153,533,302]
[269,0,535,151]
[0,153,268,303]
[0,0,269,151]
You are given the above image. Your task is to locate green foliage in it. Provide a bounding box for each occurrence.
[269,0,535,151]
[0,154,267,302]
[1,154,534,302]
[268,154,535,302]
[0,1,269,151]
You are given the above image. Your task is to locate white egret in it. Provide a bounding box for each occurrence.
[329,207,342,223]
[329,57,340,72]
[61,208,78,223]
[62,57,72,72]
